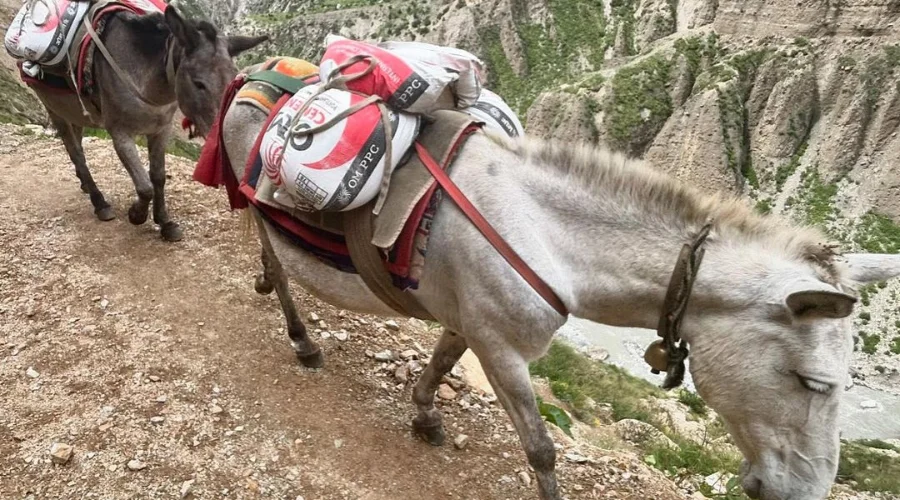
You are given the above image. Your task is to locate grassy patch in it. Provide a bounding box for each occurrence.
[530,342,663,422]
[858,283,880,307]
[755,198,773,215]
[84,128,201,161]
[774,140,807,192]
[860,332,881,355]
[478,0,607,116]
[605,55,674,153]
[891,336,900,355]
[796,166,839,230]
[854,212,900,254]
[677,389,708,417]
[838,440,900,494]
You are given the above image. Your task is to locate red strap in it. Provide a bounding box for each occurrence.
[415,142,568,317]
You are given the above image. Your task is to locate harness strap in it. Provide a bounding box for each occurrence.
[246,70,309,95]
[414,142,569,317]
[343,203,436,321]
[83,15,173,108]
[645,222,713,389]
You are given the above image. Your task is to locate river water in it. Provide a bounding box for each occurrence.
[558,317,900,440]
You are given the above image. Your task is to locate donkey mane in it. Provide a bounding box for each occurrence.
[491,134,845,284]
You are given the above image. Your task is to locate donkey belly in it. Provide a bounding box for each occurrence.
[264,221,399,317]
[33,88,101,128]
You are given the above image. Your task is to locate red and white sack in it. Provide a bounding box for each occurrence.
[260,84,419,212]
[461,89,525,138]
[376,40,484,108]
[4,0,90,65]
[319,35,458,114]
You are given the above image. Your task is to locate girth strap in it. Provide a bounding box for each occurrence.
[414,142,569,317]
[343,201,436,321]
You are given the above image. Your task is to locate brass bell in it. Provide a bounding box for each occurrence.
[644,340,670,373]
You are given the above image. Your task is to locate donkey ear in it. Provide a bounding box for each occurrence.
[842,253,900,284]
[785,290,857,319]
[227,35,269,57]
[165,6,200,52]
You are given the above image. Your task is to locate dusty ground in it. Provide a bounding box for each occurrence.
[0,124,683,500]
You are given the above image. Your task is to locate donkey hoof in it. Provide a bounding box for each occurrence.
[160,222,183,242]
[412,417,445,446]
[254,274,275,295]
[95,206,116,221]
[296,349,325,368]
[128,205,149,225]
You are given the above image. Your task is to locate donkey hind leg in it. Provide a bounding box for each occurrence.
[469,339,560,500]
[412,329,468,446]
[50,115,114,220]
[146,132,182,242]
[108,130,153,227]
[253,210,323,368]
[254,248,275,295]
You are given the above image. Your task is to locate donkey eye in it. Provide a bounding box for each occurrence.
[193,80,207,91]
[796,374,833,394]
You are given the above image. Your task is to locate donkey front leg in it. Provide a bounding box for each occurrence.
[50,114,114,221]
[109,130,153,228]
[412,329,468,446]
[147,131,183,242]
[469,339,560,500]
[253,210,324,368]
[254,248,276,295]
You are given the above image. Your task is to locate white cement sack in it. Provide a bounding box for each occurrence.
[376,40,484,108]
[319,35,460,114]
[461,89,525,138]
[4,0,90,66]
[260,84,419,212]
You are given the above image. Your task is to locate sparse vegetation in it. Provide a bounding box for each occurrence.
[855,212,900,254]
[83,128,201,161]
[530,341,663,422]
[606,55,675,153]
[838,440,900,494]
[754,198,773,215]
[678,389,708,417]
[860,332,881,355]
[796,166,839,231]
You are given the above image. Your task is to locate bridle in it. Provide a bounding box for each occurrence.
[643,222,713,389]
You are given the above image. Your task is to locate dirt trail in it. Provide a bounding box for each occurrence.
[0,125,681,499]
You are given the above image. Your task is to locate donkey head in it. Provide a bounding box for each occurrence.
[684,252,900,500]
[164,7,268,138]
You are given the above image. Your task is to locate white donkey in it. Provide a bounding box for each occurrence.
[221,101,900,500]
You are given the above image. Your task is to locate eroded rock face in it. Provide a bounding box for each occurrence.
[644,88,739,194]
[526,92,598,144]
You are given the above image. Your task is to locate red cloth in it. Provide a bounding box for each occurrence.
[193,75,248,209]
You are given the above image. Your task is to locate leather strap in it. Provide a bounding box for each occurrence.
[414,142,569,317]
[84,15,173,107]
[344,204,436,321]
[654,222,712,389]
[246,70,309,95]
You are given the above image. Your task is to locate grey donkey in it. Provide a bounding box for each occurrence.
[30,6,267,241]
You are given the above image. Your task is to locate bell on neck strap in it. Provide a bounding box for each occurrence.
[644,339,670,373]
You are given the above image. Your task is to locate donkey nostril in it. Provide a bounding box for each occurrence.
[742,476,763,499]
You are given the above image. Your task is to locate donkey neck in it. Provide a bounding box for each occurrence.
[103,13,178,106]
[505,146,808,331]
